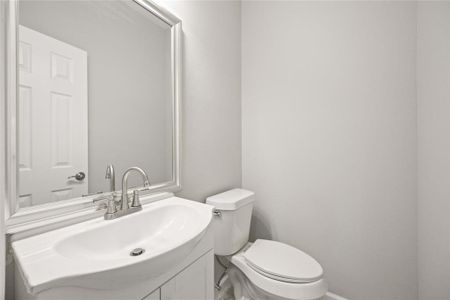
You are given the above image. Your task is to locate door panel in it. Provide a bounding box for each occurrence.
[18,25,88,206]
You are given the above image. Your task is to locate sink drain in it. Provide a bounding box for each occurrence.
[130,248,145,257]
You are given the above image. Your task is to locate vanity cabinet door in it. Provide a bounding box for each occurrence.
[142,288,160,300]
[161,251,214,300]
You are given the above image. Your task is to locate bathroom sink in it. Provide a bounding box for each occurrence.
[12,197,213,294]
[54,204,205,260]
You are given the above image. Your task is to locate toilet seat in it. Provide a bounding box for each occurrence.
[230,242,328,300]
[243,239,323,283]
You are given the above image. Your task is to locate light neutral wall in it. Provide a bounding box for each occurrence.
[417,2,450,299]
[242,2,418,299]
[19,1,173,192]
[157,0,242,202]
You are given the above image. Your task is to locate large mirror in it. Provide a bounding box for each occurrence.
[6,0,181,221]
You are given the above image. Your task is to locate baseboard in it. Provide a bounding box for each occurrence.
[325,292,348,300]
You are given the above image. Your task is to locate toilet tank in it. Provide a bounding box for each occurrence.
[206,189,255,256]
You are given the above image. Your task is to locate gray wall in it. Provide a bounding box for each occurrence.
[417,2,450,299]
[159,0,242,202]
[19,1,173,193]
[242,2,418,299]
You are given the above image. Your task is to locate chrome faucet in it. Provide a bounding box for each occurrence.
[120,167,150,211]
[93,166,150,220]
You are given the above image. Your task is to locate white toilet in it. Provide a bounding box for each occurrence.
[206,189,328,300]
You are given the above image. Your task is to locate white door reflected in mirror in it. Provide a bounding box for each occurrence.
[18,25,88,207]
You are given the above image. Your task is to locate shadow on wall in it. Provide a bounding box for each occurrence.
[249,208,273,242]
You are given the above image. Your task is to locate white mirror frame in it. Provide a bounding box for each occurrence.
[4,0,182,233]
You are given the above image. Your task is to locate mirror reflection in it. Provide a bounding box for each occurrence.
[17,0,173,208]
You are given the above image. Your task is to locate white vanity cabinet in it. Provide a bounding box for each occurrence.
[143,251,214,300]
[15,241,215,300]
[16,243,215,300]
[160,251,214,300]
[13,197,216,300]
[143,289,160,300]
[16,250,214,300]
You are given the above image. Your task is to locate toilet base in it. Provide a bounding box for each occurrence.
[225,243,327,300]
[225,265,326,300]
[228,265,291,300]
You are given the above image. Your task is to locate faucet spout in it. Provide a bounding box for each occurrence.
[105,164,115,192]
[121,167,150,210]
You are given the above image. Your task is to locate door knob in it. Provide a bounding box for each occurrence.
[68,172,86,181]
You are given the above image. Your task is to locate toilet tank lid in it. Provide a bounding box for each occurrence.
[206,189,255,211]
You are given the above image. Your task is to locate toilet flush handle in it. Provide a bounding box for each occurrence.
[213,209,222,217]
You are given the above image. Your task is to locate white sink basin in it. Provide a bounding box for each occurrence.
[12,197,213,294]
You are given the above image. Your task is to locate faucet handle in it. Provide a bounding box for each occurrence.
[105,198,117,215]
[131,190,141,208]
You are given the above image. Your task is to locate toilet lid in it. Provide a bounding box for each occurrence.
[243,240,323,283]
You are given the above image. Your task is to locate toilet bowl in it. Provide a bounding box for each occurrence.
[206,189,328,300]
[228,241,327,300]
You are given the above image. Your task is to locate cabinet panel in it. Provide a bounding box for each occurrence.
[161,251,214,300]
[142,288,160,300]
